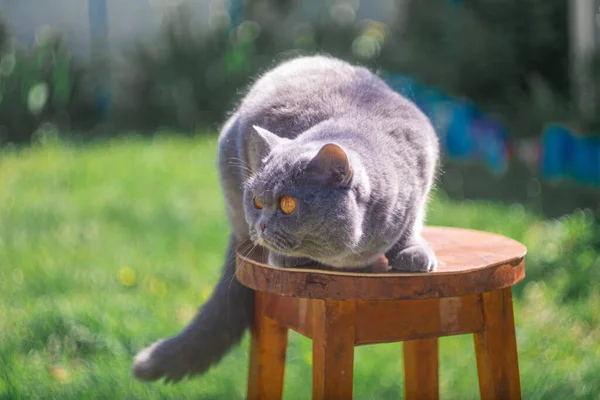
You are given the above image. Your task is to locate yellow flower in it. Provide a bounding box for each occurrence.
[117,267,136,286]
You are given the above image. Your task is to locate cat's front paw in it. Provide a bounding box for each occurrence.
[132,338,193,382]
[267,252,314,268]
[368,254,391,272]
[387,242,437,272]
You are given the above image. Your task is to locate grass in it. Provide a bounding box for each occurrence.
[1,134,599,399]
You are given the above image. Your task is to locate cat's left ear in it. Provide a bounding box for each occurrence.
[248,125,288,165]
[305,143,353,186]
[252,125,284,149]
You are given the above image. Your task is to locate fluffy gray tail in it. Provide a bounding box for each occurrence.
[132,235,254,382]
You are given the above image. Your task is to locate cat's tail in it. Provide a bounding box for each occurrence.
[132,235,254,382]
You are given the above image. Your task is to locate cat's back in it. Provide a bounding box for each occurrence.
[236,56,373,137]
[244,56,362,103]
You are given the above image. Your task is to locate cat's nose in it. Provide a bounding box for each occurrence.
[259,223,266,232]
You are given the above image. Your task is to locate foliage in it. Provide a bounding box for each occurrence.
[115,9,259,132]
[4,0,600,142]
[116,5,375,133]
[118,0,591,139]
[1,136,599,398]
[391,0,576,138]
[0,16,99,145]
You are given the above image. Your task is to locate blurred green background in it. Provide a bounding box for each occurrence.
[1,1,600,399]
[2,137,599,399]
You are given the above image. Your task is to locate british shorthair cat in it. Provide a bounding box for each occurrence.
[133,55,439,382]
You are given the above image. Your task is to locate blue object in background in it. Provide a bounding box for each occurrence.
[541,125,574,181]
[382,73,422,102]
[417,88,444,115]
[569,136,599,185]
[88,0,111,117]
[445,100,475,159]
[92,85,111,118]
[429,98,454,141]
[88,0,108,39]
[381,72,600,186]
[382,73,454,142]
[229,0,245,30]
[597,144,600,186]
[418,88,453,140]
[470,117,509,174]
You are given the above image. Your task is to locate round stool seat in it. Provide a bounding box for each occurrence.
[236,226,526,300]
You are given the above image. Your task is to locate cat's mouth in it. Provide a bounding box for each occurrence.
[254,233,298,254]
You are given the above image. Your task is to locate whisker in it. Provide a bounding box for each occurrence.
[235,241,257,270]
[226,240,256,294]
[227,157,253,171]
[227,163,253,174]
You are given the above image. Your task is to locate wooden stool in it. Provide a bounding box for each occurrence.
[236,226,526,400]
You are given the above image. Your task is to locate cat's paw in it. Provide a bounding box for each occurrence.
[387,242,437,272]
[132,338,193,382]
[368,254,391,272]
[267,252,314,268]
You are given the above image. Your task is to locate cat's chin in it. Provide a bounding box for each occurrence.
[266,250,390,273]
[256,238,297,256]
[267,251,315,268]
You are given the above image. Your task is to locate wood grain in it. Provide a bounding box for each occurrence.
[404,337,439,400]
[474,288,522,400]
[240,227,526,399]
[312,300,356,400]
[354,295,483,345]
[236,227,527,300]
[262,294,314,339]
[247,292,289,400]
[258,294,484,345]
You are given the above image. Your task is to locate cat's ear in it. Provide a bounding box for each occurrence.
[252,125,284,149]
[305,143,353,186]
[248,125,287,164]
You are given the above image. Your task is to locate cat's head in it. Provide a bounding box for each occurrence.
[243,126,361,262]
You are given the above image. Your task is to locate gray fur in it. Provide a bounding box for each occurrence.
[132,55,439,382]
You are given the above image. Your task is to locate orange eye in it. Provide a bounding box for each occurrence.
[253,197,264,209]
[279,196,296,215]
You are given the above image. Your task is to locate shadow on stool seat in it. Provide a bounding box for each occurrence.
[236,226,527,400]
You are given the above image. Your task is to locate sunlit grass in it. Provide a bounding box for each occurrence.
[1,135,599,399]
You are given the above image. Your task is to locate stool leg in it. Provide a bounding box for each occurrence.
[312,300,356,400]
[403,337,439,400]
[474,288,521,400]
[248,293,289,400]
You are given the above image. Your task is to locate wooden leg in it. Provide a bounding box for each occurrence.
[403,337,439,400]
[248,292,289,400]
[474,288,522,400]
[312,300,356,400]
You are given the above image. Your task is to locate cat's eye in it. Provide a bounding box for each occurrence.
[279,196,296,215]
[253,197,264,209]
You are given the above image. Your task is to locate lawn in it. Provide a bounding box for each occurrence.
[1,135,599,399]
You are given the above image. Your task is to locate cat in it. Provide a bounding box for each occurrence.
[132,55,439,382]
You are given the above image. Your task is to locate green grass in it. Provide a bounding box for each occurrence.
[1,135,599,399]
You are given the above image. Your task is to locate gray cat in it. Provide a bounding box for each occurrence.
[132,55,439,382]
